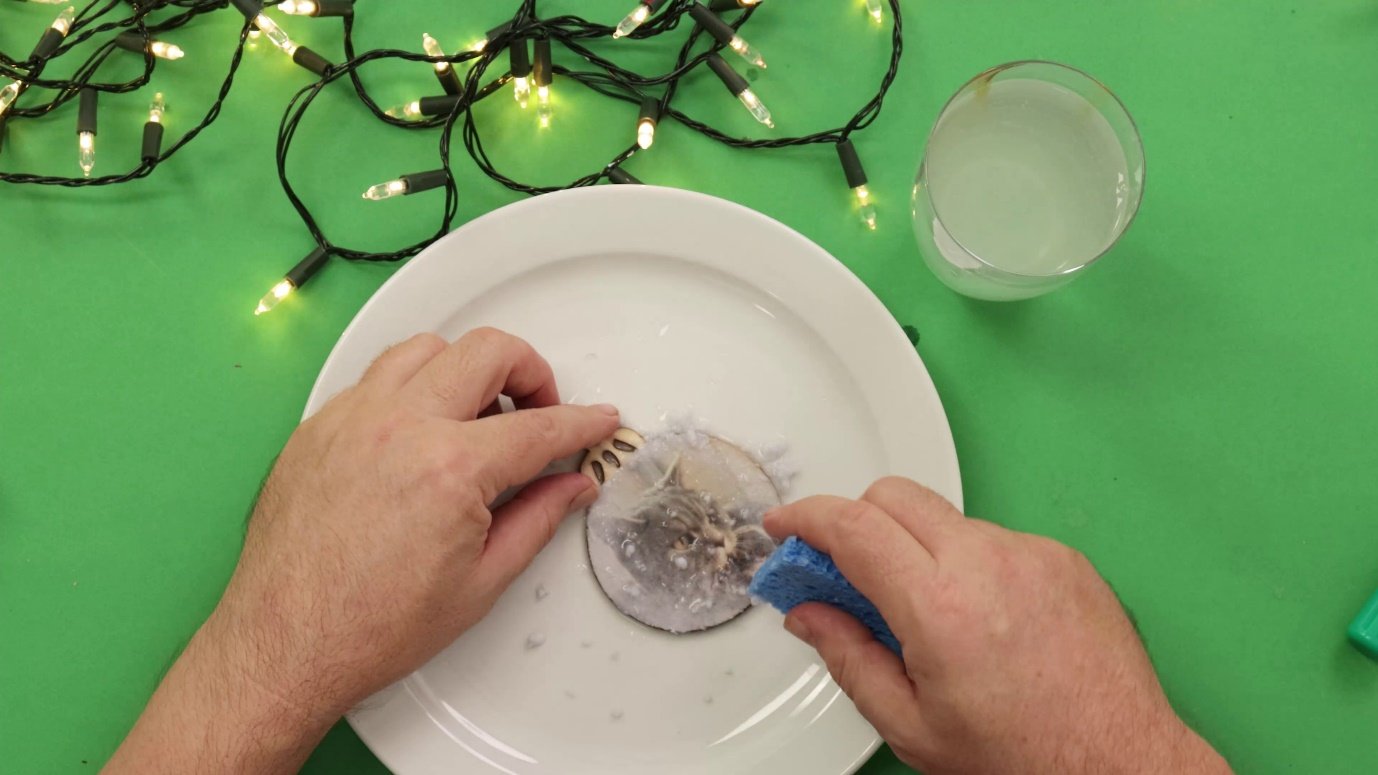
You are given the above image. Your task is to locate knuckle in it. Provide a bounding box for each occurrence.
[875,475,916,495]
[407,332,448,354]
[833,500,884,539]
[521,410,561,446]
[462,326,507,351]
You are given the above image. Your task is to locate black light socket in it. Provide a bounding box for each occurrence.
[230,0,264,20]
[114,31,153,55]
[400,169,448,195]
[705,54,747,96]
[141,120,164,162]
[709,0,755,10]
[31,27,65,60]
[836,139,868,188]
[483,22,513,49]
[638,96,660,125]
[532,38,552,88]
[418,94,462,116]
[309,0,355,17]
[509,39,531,80]
[292,45,333,76]
[609,167,643,185]
[286,247,330,288]
[688,3,736,46]
[77,88,97,136]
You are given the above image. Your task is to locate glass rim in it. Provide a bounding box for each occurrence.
[919,59,1147,280]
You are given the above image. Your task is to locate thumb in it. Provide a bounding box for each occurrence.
[785,603,928,748]
[475,472,598,591]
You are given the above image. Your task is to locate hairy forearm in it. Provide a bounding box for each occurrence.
[103,610,340,774]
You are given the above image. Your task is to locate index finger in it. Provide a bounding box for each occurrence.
[465,403,621,502]
[764,495,932,639]
[401,328,561,420]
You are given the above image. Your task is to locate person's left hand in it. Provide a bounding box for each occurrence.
[104,328,619,774]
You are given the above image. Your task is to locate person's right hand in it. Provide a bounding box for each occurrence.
[764,477,1231,775]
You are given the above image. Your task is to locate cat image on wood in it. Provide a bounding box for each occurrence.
[585,429,781,633]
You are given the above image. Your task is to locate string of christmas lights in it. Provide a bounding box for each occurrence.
[1,0,902,314]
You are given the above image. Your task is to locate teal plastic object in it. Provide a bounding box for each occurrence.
[1349,588,1378,662]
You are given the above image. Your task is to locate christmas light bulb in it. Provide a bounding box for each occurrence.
[385,100,422,119]
[854,184,877,230]
[78,131,95,177]
[148,92,165,123]
[737,88,773,128]
[866,0,883,23]
[537,85,552,128]
[255,279,294,316]
[247,28,262,46]
[254,247,330,316]
[613,3,652,39]
[50,6,75,36]
[279,0,317,14]
[512,75,530,108]
[253,14,298,55]
[25,0,69,4]
[728,35,766,69]
[149,41,185,60]
[836,139,876,230]
[362,179,408,200]
[0,82,19,117]
[422,33,449,73]
[361,170,446,201]
[636,97,660,149]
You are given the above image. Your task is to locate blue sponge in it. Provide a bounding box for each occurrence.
[749,536,902,655]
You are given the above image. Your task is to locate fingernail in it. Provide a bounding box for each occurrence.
[784,615,813,644]
[572,480,599,510]
[592,403,619,416]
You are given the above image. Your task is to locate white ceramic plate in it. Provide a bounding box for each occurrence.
[304,186,962,775]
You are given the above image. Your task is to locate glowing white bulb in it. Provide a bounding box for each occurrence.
[469,36,489,53]
[50,6,75,36]
[149,41,185,60]
[27,0,69,4]
[512,75,531,108]
[422,33,450,73]
[613,4,652,39]
[537,85,552,128]
[148,92,165,124]
[78,131,95,177]
[737,88,773,128]
[854,185,877,230]
[254,279,295,316]
[0,81,20,117]
[253,14,297,55]
[866,0,883,23]
[637,118,655,149]
[728,36,766,69]
[362,179,409,201]
[279,0,318,15]
[385,100,422,119]
[247,28,262,46]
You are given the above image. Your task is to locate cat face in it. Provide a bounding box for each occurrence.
[616,460,775,594]
[585,431,783,633]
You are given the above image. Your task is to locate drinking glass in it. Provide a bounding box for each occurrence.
[912,61,1145,301]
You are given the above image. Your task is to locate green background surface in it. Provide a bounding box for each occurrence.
[3,0,1376,772]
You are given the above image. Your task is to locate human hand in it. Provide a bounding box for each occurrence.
[105,328,618,774]
[764,478,1231,775]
